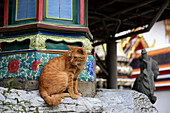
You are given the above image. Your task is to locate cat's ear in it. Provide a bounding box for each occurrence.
[67,45,74,50]
[77,49,85,55]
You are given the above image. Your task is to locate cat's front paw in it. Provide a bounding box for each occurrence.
[76,92,82,96]
[70,94,78,99]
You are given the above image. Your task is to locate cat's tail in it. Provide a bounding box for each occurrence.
[39,89,62,106]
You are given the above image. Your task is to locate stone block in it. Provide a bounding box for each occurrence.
[0,87,159,113]
[78,81,96,97]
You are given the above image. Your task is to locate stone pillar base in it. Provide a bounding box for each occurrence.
[0,78,96,97]
[78,81,96,97]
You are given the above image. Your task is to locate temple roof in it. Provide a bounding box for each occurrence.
[121,34,149,60]
[89,0,170,43]
[0,0,170,42]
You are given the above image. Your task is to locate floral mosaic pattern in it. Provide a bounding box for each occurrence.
[0,52,94,81]
[8,59,20,74]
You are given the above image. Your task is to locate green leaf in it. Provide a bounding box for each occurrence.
[7,105,12,110]
[14,98,19,104]
[35,107,39,113]
[7,87,12,93]
[2,90,7,98]
[7,79,14,86]
[2,90,6,95]
[2,109,8,112]
[11,85,22,89]
[4,102,11,105]
[2,101,5,105]
[13,108,18,112]
[21,105,27,113]
[20,100,31,104]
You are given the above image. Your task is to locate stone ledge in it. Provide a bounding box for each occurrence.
[0,87,158,113]
[0,79,96,97]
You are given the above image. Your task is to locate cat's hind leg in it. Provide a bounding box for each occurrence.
[46,71,68,94]
[39,88,62,106]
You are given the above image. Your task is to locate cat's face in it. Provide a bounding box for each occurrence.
[66,46,87,68]
[67,53,85,66]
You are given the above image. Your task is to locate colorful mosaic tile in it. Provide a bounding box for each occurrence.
[0,52,94,81]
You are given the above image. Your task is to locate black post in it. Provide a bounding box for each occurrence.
[106,39,117,89]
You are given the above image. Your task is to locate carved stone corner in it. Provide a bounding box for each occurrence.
[29,34,46,49]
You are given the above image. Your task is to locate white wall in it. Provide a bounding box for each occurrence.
[143,21,169,47]
[154,90,170,113]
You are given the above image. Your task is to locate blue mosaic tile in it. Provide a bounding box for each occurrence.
[0,52,95,82]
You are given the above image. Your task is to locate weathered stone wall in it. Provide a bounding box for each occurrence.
[0,87,158,113]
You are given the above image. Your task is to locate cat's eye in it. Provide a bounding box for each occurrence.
[74,57,77,59]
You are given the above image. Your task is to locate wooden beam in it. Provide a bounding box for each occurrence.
[36,0,43,21]
[122,8,159,22]
[110,0,157,17]
[3,0,8,26]
[102,19,110,37]
[114,0,170,40]
[96,0,116,11]
[80,0,85,25]
[96,54,108,76]
[89,0,157,26]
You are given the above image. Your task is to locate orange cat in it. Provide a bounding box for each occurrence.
[39,45,87,106]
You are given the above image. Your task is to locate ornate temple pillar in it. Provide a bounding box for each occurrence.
[0,0,95,96]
